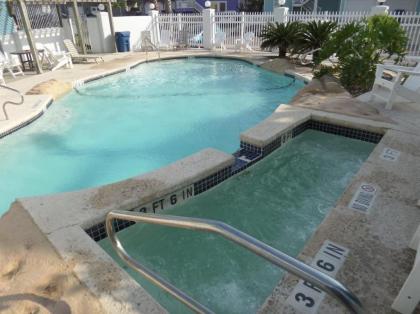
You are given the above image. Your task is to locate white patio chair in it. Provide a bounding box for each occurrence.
[370,57,420,110]
[140,31,158,51]
[44,47,73,72]
[214,32,226,52]
[392,224,420,314]
[33,43,72,71]
[0,52,24,78]
[159,30,173,50]
[235,32,254,53]
[0,63,5,85]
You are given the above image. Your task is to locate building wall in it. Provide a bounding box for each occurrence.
[87,13,152,53]
[264,0,293,13]
[319,0,340,12]
[341,0,419,12]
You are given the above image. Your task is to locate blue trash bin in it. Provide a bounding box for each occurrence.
[115,31,130,52]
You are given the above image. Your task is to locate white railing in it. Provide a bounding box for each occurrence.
[288,11,369,25]
[155,10,419,55]
[390,12,420,56]
[214,12,274,48]
[158,13,203,47]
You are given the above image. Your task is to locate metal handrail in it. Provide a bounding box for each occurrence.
[1,84,24,120]
[106,210,364,314]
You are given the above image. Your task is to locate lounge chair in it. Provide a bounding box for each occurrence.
[63,39,104,64]
[0,63,5,85]
[235,32,254,52]
[159,30,173,50]
[140,31,158,51]
[370,56,420,109]
[0,52,24,79]
[41,46,73,71]
[176,30,189,49]
[214,32,226,52]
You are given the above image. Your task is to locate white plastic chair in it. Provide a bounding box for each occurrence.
[235,32,254,52]
[40,45,73,72]
[159,30,173,50]
[0,52,24,78]
[0,63,5,85]
[370,57,420,109]
[214,32,226,52]
[392,224,420,314]
[140,31,158,51]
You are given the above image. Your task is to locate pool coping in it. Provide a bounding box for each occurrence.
[4,53,419,313]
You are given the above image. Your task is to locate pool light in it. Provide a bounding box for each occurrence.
[205,1,211,8]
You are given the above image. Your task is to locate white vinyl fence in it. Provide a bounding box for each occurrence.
[214,12,273,48]
[288,11,369,25]
[158,13,203,47]
[155,10,420,54]
[389,12,420,56]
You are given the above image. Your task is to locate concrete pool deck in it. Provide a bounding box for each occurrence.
[1,50,420,314]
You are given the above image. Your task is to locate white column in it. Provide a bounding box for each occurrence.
[203,8,215,49]
[273,6,289,24]
[177,13,182,32]
[149,10,160,46]
[371,4,389,15]
[240,12,245,43]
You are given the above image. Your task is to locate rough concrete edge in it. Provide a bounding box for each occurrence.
[240,103,396,149]
[17,147,234,314]
[19,148,235,234]
[47,225,168,314]
[240,105,311,147]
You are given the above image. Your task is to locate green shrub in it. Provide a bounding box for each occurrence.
[316,15,407,96]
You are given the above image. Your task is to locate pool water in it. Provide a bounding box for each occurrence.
[0,58,304,214]
[99,130,374,314]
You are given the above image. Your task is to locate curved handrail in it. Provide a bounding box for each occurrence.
[1,84,24,120]
[106,210,364,314]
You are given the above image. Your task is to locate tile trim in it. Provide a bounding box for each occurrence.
[85,119,383,242]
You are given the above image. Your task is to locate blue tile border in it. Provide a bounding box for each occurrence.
[85,119,383,242]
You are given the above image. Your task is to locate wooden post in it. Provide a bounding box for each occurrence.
[56,4,63,28]
[71,0,87,54]
[16,0,43,73]
[106,0,117,52]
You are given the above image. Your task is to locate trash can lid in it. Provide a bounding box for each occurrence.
[115,31,130,37]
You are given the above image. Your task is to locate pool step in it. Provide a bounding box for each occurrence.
[232,148,262,174]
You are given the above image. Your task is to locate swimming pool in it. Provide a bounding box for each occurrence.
[100,130,375,314]
[0,58,304,214]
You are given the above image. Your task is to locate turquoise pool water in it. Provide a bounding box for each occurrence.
[0,58,304,214]
[100,130,374,314]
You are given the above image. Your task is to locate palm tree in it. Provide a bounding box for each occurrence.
[297,20,337,60]
[260,21,302,58]
[164,0,172,13]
